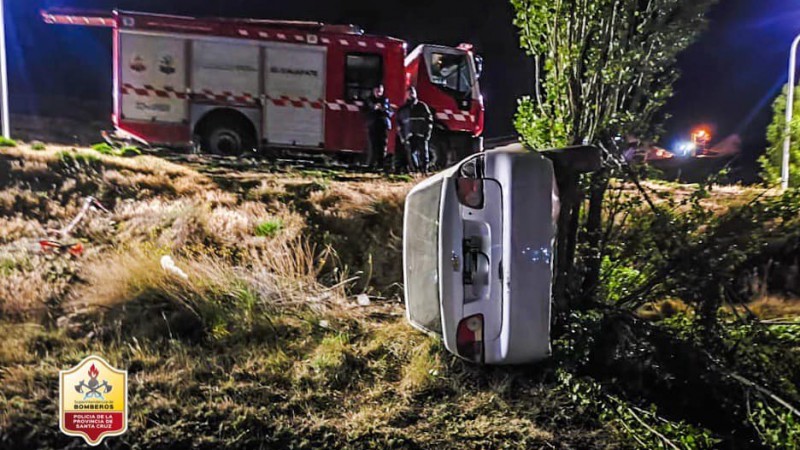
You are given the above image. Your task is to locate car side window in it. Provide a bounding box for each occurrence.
[345,53,383,101]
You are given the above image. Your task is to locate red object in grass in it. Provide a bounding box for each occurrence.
[67,243,85,257]
[39,240,60,253]
[39,240,85,257]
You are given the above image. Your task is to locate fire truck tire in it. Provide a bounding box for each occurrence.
[199,117,256,156]
[429,133,448,170]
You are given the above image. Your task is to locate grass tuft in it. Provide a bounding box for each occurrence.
[254,219,283,237]
[399,339,443,395]
[57,149,101,165]
[91,142,141,157]
[306,333,356,388]
[0,136,17,147]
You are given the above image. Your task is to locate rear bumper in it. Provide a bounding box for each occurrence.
[116,121,192,147]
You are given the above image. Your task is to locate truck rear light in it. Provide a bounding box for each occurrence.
[456,314,484,363]
[456,178,483,209]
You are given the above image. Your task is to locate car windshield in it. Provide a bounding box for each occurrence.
[428,52,473,94]
[405,180,443,334]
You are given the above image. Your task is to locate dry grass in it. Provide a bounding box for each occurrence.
[637,298,693,321]
[614,179,778,216]
[731,295,800,320]
[3,144,205,182]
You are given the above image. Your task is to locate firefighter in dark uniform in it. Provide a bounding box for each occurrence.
[362,84,393,170]
[396,86,434,173]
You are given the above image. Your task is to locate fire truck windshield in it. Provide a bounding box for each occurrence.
[428,52,474,95]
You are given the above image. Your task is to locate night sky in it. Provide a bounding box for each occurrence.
[6,0,800,166]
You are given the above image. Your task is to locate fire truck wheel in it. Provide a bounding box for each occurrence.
[205,126,242,155]
[429,134,448,170]
[200,118,255,156]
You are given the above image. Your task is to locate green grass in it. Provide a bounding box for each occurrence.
[388,173,414,183]
[255,219,283,237]
[0,136,17,147]
[0,257,17,275]
[91,142,142,157]
[30,142,46,151]
[57,150,101,165]
[307,333,354,387]
[0,306,613,449]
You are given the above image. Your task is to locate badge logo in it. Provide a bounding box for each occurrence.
[159,55,176,75]
[59,356,128,446]
[130,55,147,73]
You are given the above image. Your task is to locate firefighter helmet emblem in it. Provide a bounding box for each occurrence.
[60,356,128,446]
[129,54,146,73]
[159,55,176,75]
[74,364,113,400]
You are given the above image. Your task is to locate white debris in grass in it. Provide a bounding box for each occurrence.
[160,255,189,280]
[356,294,371,307]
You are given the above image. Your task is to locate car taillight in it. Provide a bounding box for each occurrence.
[456,314,484,363]
[456,178,483,209]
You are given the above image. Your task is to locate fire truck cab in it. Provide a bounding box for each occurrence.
[406,44,484,165]
[43,10,485,165]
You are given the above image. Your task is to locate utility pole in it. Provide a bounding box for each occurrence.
[781,33,800,190]
[0,0,9,139]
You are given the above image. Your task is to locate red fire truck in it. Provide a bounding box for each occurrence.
[43,9,485,165]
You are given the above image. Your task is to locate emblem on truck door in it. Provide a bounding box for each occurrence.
[129,55,146,73]
[159,55,176,75]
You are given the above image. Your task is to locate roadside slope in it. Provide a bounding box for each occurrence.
[0,145,618,449]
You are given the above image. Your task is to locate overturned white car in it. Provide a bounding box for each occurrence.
[403,143,567,364]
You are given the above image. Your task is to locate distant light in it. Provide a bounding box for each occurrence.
[675,141,696,157]
[691,127,712,145]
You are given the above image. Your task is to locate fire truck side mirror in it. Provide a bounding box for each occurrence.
[474,55,484,80]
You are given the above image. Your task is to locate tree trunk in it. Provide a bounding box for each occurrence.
[580,168,610,306]
[553,172,581,314]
